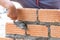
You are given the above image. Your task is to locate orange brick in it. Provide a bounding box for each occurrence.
[51,25,60,38]
[27,25,48,37]
[0,38,13,40]
[6,23,25,35]
[17,8,37,22]
[38,9,60,22]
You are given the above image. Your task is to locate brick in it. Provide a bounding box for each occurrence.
[27,24,48,37]
[16,8,37,22]
[6,23,25,35]
[38,9,60,22]
[0,38,13,40]
[51,25,60,38]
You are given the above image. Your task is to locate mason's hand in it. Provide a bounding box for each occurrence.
[0,0,17,20]
[7,5,17,20]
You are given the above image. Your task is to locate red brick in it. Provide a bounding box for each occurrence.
[27,25,48,37]
[17,8,37,22]
[38,9,60,22]
[6,23,25,35]
[0,38,13,40]
[51,25,60,38]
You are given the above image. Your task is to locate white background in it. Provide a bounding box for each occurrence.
[0,1,22,38]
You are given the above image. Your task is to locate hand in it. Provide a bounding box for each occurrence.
[7,10,17,20]
[7,5,17,20]
[0,0,17,20]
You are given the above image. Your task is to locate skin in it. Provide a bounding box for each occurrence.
[0,0,17,20]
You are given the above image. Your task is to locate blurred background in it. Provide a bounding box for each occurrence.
[0,1,22,38]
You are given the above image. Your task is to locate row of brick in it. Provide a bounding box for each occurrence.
[16,8,60,22]
[6,23,60,38]
[0,38,23,40]
[0,38,29,40]
[0,38,13,40]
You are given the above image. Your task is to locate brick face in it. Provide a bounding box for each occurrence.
[17,8,37,22]
[38,9,60,22]
[6,23,25,35]
[51,25,60,38]
[0,38,13,40]
[27,25,48,37]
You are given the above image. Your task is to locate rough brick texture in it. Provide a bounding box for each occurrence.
[16,9,60,22]
[51,25,60,38]
[6,9,60,38]
[6,23,60,38]
[0,38,13,40]
[17,8,37,22]
[38,9,60,22]
[27,24,48,37]
[6,23,25,35]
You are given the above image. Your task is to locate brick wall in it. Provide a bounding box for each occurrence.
[6,23,60,38]
[17,9,60,22]
[6,9,60,39]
